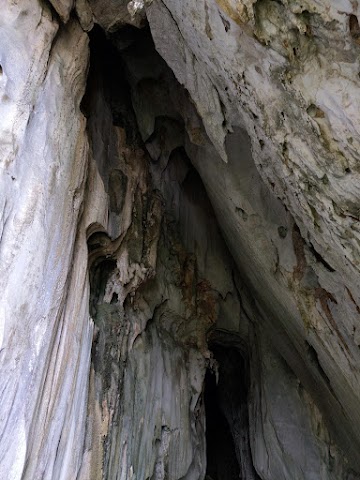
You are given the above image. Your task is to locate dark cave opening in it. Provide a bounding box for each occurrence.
[81,23,143,146]
[205,343,260,480]
[204,367,240,480]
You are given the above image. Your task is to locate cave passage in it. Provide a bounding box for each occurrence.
[205,344,260,480]
[204,367,240,480]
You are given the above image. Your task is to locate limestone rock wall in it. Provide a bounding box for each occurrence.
[0,4,91,478]
[145,0,360,471]
[0,1,360,480]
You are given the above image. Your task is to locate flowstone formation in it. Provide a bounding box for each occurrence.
[1,1,360,479]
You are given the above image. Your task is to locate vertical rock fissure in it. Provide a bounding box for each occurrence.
[205,342,261,480]
[204,367,240,480]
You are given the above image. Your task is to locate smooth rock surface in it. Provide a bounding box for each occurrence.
[0,3,90,479]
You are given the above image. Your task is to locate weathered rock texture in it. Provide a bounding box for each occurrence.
[1,1,360,479]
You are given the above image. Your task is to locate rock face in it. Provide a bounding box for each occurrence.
[1,1,360,479]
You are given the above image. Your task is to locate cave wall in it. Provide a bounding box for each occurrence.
[0,1,360,479]
[0,6,91,478]
[145,0,360,466]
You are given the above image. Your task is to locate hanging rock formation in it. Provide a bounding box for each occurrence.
[1,1,360,479]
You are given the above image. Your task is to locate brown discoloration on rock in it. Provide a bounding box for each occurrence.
[182,277,218,355]
[196,279,218,326]
[292,224,307,281]
[161,216,219,355]
[181,254,197,309]
[314,287,349,353]
[215,0,250,26]
[307,104,325,119]
[142,191,163,270]
[346,287,360,315]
